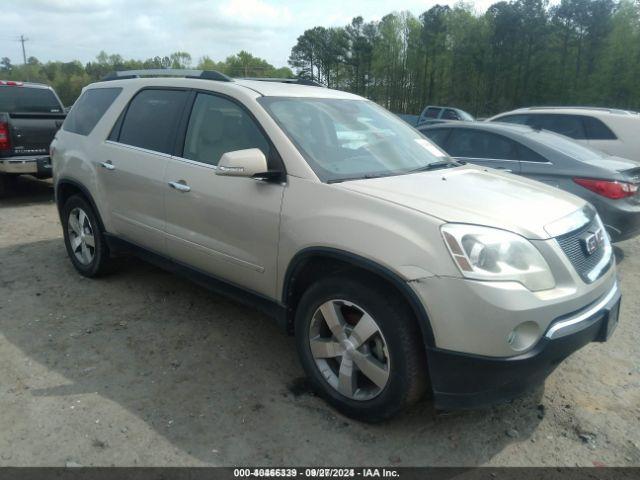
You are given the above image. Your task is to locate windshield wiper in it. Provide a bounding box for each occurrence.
[327,172,394,184]
[404,160,459,175]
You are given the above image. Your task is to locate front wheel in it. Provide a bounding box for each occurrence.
[294,275,427,422]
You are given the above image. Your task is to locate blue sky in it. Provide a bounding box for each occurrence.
[1,0,497,68]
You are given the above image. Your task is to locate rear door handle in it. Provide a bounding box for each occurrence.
[168,181,191,192]
[100,161,115,170]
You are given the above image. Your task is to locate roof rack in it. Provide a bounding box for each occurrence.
[101,69,233,82]
[238,77,325,87]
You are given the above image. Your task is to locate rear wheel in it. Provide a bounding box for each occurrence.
[62,195,113,277]
[294,275,427,422]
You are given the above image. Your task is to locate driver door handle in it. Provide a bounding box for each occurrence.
[100,161,115,170]
[168,181,191,192]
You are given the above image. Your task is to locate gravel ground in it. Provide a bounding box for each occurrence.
[0,176,639,467]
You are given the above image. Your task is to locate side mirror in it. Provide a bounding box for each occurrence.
[216,148,268,178]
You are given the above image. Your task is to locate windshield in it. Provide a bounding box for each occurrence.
[0,86,63,113]
[258,97,452,182]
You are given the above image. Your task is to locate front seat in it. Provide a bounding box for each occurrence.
[196,110,227,165]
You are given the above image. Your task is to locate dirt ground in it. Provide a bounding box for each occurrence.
[0,175,638,467]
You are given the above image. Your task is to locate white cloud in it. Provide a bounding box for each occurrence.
[218,0,293,26]
[0,0,499,69]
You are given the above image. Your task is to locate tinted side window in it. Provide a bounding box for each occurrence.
[530,114,587,139]
[442,109,460,120]
[495,114,529,125]
[447,129,516,160]
[425,107,441,118]
[63,88,122,136]
[117,89,187,154]
[583,116,617,140]
[182,93,270,166]
[516,143,548,162]
[421,128,450,148]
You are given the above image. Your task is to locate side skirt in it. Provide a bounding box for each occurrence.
[104,234,287,330]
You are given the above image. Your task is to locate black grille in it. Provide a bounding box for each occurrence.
[556,219,610,283]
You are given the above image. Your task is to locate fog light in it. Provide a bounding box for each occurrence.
[507,321,540,352]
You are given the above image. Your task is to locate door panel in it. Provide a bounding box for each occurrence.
[96,88,189,253]
[164,159,284,297]
[163,92,284,298]
[98,142,168,252]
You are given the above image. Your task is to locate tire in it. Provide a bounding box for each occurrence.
[294,274,428,422]
[62,194,113,277]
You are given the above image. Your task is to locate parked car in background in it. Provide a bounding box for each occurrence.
[488,107,640,162]
[417,105,474,126]
[419,122,640,242]
[52,69,619,421]
[0,80,66,195]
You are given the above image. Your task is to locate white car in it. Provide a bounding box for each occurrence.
[488,107,640,162]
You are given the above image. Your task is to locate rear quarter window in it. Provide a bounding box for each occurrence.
[63,88,122,136]
[583,116,617,140]
[529,114,587,139]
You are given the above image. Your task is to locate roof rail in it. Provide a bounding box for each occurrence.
[239,77,325,87]
[101,69,233,82]
[525,106,637,115]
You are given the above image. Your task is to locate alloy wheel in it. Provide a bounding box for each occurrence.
[309,299,390,401]
[68,207,95,265]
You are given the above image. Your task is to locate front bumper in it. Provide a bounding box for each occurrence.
[427,282,621,409]
[0,156,52,178]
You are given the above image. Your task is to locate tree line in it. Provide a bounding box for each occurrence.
[289,0,640,116]
[1,0,639,116]
[0,51,292,107]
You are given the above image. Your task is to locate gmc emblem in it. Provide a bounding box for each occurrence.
[581,228,605,256]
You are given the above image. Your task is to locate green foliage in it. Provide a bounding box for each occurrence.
[288,0,640,115]
[0,50,292,107]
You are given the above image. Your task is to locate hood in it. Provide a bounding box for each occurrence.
[337,165,586,239]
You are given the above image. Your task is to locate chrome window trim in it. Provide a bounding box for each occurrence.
[104,140,173,158]
[545,281,619,339]
[170,155,219,170]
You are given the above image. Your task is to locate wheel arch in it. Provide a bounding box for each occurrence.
[282,247,436,349]
[55,178,106,234]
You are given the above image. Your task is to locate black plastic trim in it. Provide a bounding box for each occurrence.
[104,234,287,328]
[430,292,621,410]
[282,247,436,348]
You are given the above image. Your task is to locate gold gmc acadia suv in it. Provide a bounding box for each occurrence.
[51,70,620,421]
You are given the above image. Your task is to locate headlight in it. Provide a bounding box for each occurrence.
[441,224,555,291]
